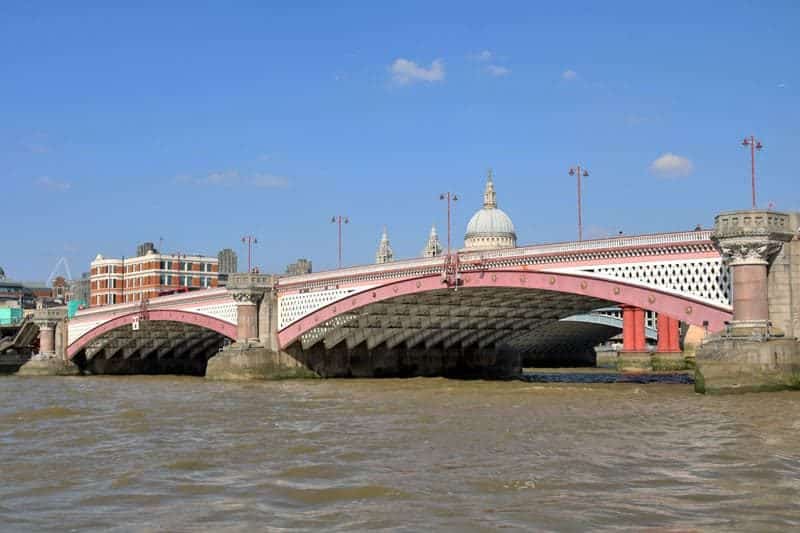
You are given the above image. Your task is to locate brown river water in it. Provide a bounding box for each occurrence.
[1,376,799,532]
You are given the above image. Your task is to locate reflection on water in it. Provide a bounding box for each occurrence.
[1,375,799,531]
[521,371,694,384]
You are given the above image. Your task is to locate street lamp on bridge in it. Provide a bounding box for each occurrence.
[331,215,349,268]
[241,235,258,273]
[741,135,763,209]
[439,192,458,256]
[568,165,589,241]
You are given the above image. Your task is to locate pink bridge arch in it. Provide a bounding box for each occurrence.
[67,309,237,359]
[277,270,732,348]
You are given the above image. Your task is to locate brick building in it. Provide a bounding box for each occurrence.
[90,250,219,307]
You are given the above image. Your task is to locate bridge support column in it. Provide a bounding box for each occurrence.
[17,308,80,376]
[696,210,800,393]
[206,273,317,381]
[234,296,259,343]
[652,315,685,370]
[619,305,651,372]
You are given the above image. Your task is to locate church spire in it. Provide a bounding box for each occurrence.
[483,168,497,208]
[375,226,394,264]
[422,224,443,257]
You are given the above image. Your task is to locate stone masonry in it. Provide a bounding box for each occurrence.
[696,209,800,393]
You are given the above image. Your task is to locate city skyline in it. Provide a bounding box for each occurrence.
[3,1,799,280]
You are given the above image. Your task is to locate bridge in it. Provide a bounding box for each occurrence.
[41,228,731,376]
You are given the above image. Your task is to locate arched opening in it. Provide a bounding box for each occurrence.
[69,311,236,375]
[277,271,731,378]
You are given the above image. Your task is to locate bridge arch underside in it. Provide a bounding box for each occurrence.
[70,320,231,376]
[285,287,624,378]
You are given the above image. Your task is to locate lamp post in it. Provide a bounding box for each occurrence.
[568,165,589,241]
[241,235,258,273]
[331,215,349,268]
[439,192,458,256]
[741,135,763,209]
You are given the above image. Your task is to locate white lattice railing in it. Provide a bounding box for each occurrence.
[277,230,715,291]
[459,230,713,262]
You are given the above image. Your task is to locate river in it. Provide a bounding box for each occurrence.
[1,376,799,531]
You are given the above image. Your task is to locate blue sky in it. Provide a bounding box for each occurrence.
[2,1,799,281]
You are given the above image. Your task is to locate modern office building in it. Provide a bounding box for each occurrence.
[217,248,238,274]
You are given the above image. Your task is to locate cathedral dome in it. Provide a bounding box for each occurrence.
[464,170,517,251]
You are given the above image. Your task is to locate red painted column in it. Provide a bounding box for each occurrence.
[657,315,681,353]
[633,308,646,352]
[622,306,635,352]
[669,317,681,352]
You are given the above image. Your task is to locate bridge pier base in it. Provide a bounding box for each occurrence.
[206,274,319,380]
[652,315,687,371]
[206,343,318,381]
[17,309,80,377]
[696,210,800,394]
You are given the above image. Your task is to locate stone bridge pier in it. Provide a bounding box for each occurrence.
[17,308,80,376]
[696,209,800,393]
[205,273,316,380]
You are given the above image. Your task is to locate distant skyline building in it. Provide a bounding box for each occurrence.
[71,272,91,304]
[285,258,312,276]
[90,250,219,307]
[136,242,157,257]
[375,227,394,264]
[463,170,517,251]
[217,248,238,274]
[421,225,443,257]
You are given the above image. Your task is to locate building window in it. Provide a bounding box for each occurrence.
[183,276,191,286]
[202,277,210,288]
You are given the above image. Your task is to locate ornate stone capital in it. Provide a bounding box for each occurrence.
[717,238,785,266]
[712,209,796,267]
[231,290,262,305]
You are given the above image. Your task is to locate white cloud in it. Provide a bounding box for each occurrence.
[561,69,578,81]
[486,64,510,77]
[390,58,445,85]
[182,170,289,188]
[250,174,289,188]
[649,153,694,178]
[473,50,493,62]
[202,170,239,186]
[36,176,71,191]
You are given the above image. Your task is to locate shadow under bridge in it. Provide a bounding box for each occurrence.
[286,286,616,377]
